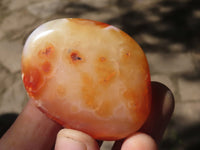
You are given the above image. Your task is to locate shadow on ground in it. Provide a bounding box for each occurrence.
[0,113,18,138]
[160,121,200,150]
[108,0,200,52]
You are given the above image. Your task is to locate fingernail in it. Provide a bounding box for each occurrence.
[55,136,87,150]
[162,90,174,117]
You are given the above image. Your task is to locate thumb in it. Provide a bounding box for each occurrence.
[55,129,99,150]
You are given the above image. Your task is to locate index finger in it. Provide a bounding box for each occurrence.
[0,99,62,150]
[112,82,175,150]
[140,81,175,143]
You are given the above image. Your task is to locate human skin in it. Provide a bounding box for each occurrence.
[0,82,174,150]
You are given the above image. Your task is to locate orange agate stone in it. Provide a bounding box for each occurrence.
[21,18,151,140]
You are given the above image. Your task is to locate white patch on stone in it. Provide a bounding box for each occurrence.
[23,19,68,56]
[34,29,54,43]
[104,25,120,32]
[21,73,24,80]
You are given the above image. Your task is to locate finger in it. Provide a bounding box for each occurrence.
[121,132,157,150]
[140,81,175,143]
[0,99,62,150]
[112,82,174,149]
[55,129,99,150]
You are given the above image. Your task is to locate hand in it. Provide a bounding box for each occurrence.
[0,82,174,150]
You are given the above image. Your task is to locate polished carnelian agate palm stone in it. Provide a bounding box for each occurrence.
[21,18,151,140]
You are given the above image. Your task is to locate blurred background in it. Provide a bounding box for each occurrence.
[0,0,200,149]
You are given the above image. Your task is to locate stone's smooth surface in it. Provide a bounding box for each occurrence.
[27,0,64,18]
[21,18,151,140]
[0,79,27,114]
[80,0,116,8]
[139,33,161,45]
[0,40,22,73]
[192,52,200,71]
[178,78,200,101]
[80,6,121,23]
[101,141,115,150]
[0,11,36,39]
[174,102,200,129]
[146,53,195,75]
[169,43,186,52]
[0,66,16,94]
[7,0,41,11]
